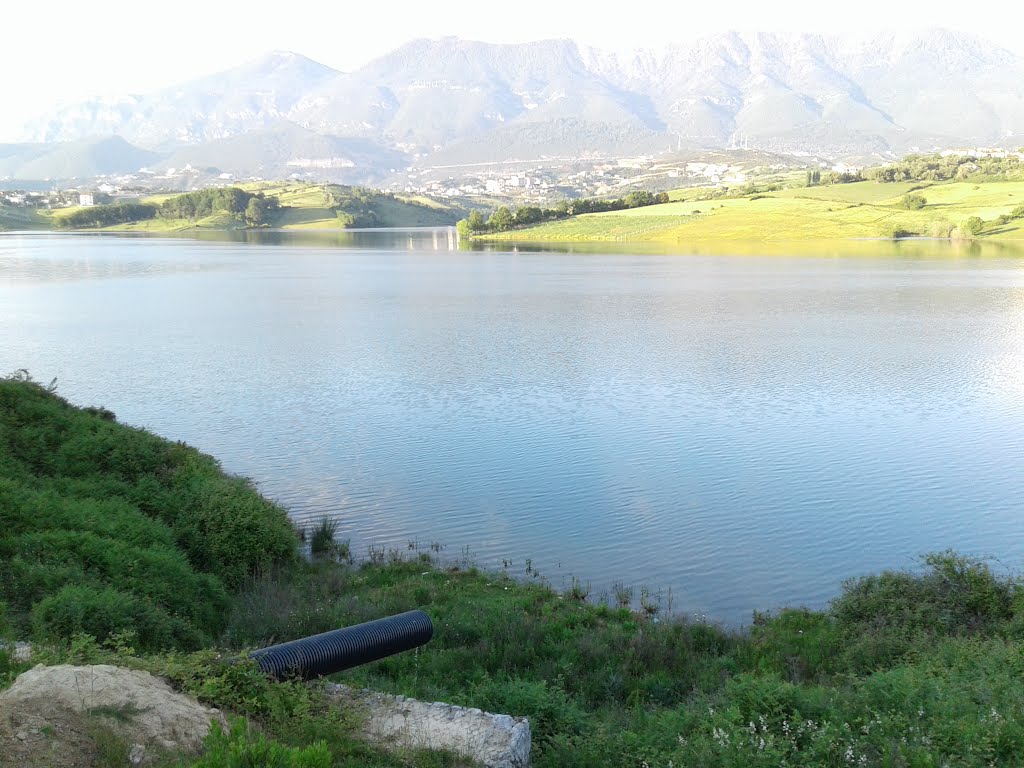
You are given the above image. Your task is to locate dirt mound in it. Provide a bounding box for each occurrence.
[0,664,227,767]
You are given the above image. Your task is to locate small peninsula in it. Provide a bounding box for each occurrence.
[464,153,1024,243]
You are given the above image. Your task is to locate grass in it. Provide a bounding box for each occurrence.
[0,371,298,652]
[238,182,462,230]
[5,377,1024,767]
[481,180,1024,243]
[0,205,47,230]
[213,550,1024,768]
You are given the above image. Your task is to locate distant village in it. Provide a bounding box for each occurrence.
[2,147,1021,212]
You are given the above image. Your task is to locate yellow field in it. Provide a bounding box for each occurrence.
[483,181,1024,243]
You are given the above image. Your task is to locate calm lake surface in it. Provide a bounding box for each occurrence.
[3,229,1024,624]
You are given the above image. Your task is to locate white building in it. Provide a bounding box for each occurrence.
[78,193,95,207]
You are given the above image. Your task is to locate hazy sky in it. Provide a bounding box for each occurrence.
[4,0,1021,140]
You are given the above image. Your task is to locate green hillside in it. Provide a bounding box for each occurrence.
[38,182,461,232]
[479,180,1024,243]
[0,206,46,231]
[0,373,298,651]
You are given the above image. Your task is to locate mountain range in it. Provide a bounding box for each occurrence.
[4,30,1023,183]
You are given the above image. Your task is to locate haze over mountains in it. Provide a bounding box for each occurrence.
[4,29,1023,183]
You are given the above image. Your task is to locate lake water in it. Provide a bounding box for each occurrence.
[3,229,1024,624]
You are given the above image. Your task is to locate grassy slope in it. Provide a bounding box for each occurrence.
[0,375,298,651]
[0,378,478,767]
[483,181,1024,242]
[241,182,461,230]
[0,206,47,230]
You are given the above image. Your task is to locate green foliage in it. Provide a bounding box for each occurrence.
[209,548,1024,768]
[866,153,1023,184]
[192,720,331,768]
[830,551,1014,671]
[54,202,157,229]
[962,216,985,236]
[0,375,297,650]
[244,194,280,226]
[328,186,389,228]
[890,227,919,239]
[458,189,671,235]
[159,187,266,221]
[309,518,340,558]
[901,192,927,209]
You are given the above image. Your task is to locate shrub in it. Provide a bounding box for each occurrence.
[192,719,331,768]
[962,216,985,236]
[31,585,207,650]
[471,678,586,751]
[890,227,919,239]
[901,193,927,210]
[0,376,299,649]
[830,551,1015,670]
[309,518,339,558]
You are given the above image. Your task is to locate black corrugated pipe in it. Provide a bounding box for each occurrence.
[248,610,433,681]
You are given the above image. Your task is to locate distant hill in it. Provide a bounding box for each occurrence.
[0,137,160,180]
[12,30,1024,180]
[157,123,409,184]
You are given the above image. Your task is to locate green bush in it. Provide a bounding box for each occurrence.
[192,719,330,768]
[32,584,207,650]
[0,375,298,649]
[830,551,1014,670]
[962,216,985,236]
[901,192,927,210]
[471,678,586,751]
[309,518,339,558]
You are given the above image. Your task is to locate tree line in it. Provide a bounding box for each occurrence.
[54,187,281,229]
[458,190,670,235]
[328,186,387,228]
[865,153,1023,183]
[157,187,279,225]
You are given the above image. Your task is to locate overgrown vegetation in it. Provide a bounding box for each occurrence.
[866,152,1024,183]
[203,549,1024,768]
[0,372,297,651]
[157,187,280,226]
[4,377,1024,767]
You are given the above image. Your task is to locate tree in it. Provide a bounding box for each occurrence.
[901,193,927,210]
[488,206,513,232]
[245,197,269,226]
[963,216,984,236]
[514,206,543,226]
[466,209,487,232]
[624,190,656,208]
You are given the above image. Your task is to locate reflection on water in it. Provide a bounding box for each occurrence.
[2,230,1024,625]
